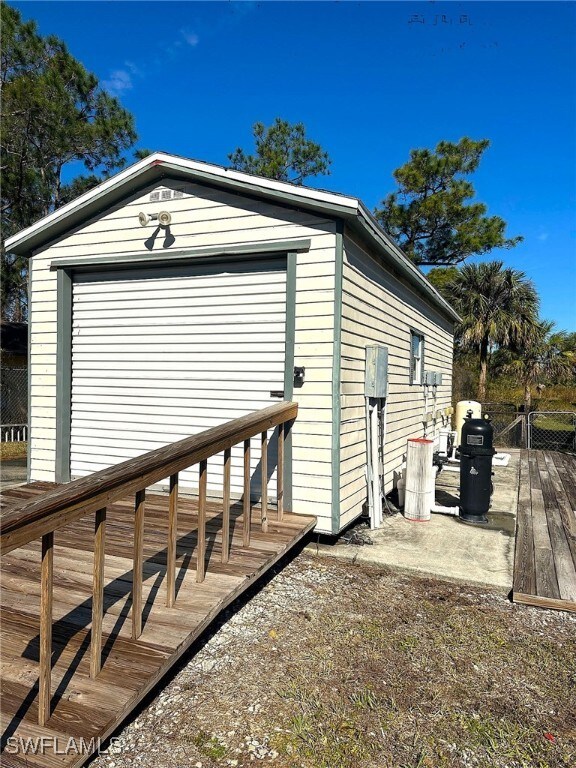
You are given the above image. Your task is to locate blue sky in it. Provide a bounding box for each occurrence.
[13,1,576,330]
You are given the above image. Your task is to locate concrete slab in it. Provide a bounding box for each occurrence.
[307,451,521,591]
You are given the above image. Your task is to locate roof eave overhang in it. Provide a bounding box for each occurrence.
[5,152,460,324]
[349,204,461,324]
[4,152,357,257]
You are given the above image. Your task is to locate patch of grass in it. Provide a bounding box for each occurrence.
[532,417,574,431]
[0,442,27,460]
[348,686,379,711]
[126,557,575,768]
[191,730,228,761]
[262,564,576,768]
[454,712,562,767]
[271,697,379,768]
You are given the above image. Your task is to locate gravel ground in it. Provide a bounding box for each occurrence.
[89,551,575,768]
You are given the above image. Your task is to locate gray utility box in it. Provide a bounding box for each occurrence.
[365,345,389,398]
[424,371,443,386]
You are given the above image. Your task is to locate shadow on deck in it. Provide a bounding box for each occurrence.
[0,402,315,767]
[1,482,315,767]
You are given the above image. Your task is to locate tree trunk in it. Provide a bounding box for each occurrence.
[477,337,489,402]
[524,382,532,414]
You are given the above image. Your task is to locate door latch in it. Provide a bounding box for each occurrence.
[294,366,305,388]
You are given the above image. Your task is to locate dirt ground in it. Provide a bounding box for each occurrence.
[89,549,576,768]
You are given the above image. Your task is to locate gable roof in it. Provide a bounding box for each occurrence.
[4,152,459,322]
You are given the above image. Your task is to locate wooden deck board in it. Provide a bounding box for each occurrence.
[0,484,315,767]
[513,450,576,612]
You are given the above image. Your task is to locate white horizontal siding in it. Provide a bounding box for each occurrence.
[339,230,454,525]
[70,260,286,498]
[28,179,337,533]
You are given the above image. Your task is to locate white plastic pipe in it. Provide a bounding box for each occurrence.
[431,503,459,517]
[438,428,450,456]
[397,475,405,507]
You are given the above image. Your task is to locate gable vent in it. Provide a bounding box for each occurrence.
[149,187,185,202]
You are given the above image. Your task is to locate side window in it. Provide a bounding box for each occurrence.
[410,331,424,385]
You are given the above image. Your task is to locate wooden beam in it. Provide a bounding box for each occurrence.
[513,591,576,613]
[277,422,284,521]
[90,508,106,678]
[0,494,316,768]
[513,452,535,596]
[261,431,268,533]
[531,453,560,600]
[221,448,231,564]
[166,474,178,608]
[538,453,576,601]
[132,489,145,640]
[243,439,251,548]
[1,402,298,555]
[39,531,53,726]
[197,461,207,583]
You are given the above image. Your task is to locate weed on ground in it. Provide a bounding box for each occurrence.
[91,554,575,768]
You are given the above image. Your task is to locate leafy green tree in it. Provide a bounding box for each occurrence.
[425,266,460,303]
[503,323,576,412]
[448,261,539,402]
[1,4,138,320]
[134,148,153,160]
[375,138,522,266]
[550,331,576,360]
[228,118,331,184]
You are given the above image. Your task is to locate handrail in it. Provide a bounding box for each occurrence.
[0,401,297,555]
[1,400,297,727]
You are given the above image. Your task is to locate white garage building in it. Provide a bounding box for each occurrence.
[6,153,458,534]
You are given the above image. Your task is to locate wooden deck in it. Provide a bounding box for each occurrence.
[0,482,315,767]
[513,450,576,612]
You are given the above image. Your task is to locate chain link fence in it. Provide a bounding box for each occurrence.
[483,408,527,449]
[1,367,28,442]
[528,412,576,452]
[480,405,576,452]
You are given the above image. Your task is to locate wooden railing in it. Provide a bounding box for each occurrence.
[0,401,297,726]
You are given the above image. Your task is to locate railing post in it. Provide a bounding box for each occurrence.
[132,489,145,640]
[197,460,207,582]
[90,508,106,678]
[243,439,251,547]
[166,474,178,607]
[277,423,284,521]
[261,430,268,533]
[39,531,53,725]
[222,448,231,563]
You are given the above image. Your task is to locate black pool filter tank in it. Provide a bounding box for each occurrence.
[459,412,497,524]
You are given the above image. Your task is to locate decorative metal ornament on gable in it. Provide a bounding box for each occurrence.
[458,412,496,524]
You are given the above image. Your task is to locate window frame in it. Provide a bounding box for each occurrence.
[409,329,425,386]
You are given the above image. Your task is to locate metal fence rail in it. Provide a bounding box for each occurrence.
[481,405,576,453]
[528,411,576,452]
[483,409,527,449]
[1,423,28,442]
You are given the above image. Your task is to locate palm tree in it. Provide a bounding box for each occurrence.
[505,322,575,412]
[448,261,539,401]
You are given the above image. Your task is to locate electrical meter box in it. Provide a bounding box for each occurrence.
[424,371,443,386]
[365,345,389,398]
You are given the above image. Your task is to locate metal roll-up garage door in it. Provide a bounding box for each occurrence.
[70,258,287,497]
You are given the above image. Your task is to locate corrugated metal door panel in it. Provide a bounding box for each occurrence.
[70,259,287,498]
